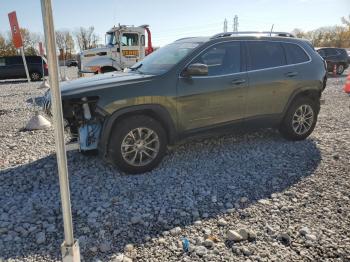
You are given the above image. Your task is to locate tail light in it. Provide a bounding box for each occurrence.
[44,63,48,70]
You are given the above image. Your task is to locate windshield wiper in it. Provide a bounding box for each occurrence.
[130,63,143,71]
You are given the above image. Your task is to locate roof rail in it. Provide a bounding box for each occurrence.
[211,31,295,39]
[175,37,198,42]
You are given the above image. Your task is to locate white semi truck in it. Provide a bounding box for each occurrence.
[79,24,153,74]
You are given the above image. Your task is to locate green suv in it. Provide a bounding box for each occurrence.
[44,32,327,174]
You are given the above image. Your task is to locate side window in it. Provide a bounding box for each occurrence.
[283,43,309,64]
[6,57,22,65]
[141,35,145,46]
[192,42,241,76]
[121,33,139,46]
[0,58,5,66]
[247,41,286,70]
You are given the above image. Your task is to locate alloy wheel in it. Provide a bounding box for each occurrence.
[292,105,314,135]
[31,72,41,81]
[121,127,160,167]
[337,65,344,74]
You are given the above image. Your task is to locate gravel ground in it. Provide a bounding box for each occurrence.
[0,68,349,262]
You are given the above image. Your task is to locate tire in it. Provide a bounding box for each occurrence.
[108,115,167,174]
[279,97,319,141]
[30,71,42,81]
[336,64,345,75]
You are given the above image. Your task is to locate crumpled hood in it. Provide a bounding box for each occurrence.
[60,71,154,96]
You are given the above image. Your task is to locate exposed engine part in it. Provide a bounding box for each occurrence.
[78,123,102,151]
[82,97,92,120]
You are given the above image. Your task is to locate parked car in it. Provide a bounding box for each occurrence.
[66,59,78,67]
[0,56,48,81]
[44,32,326,174]
[316,47,349,75]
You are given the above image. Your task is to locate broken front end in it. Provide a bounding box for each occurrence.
[43,92,105,152]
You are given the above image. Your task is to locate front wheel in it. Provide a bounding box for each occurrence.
[108,115,167,174]
[279,97,319,141]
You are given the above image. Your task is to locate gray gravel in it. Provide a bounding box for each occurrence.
[0,68,350,261]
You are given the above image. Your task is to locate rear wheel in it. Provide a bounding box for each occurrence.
[30,71,42,81]
[279,97,319,141]
[336,64,345,75]
[108,115,167,174]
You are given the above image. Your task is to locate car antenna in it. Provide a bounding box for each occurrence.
[270,24,274,36]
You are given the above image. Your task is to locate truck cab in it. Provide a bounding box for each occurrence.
[80,25,152,74]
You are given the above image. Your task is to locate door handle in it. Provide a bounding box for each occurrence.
[231,78,246,85]
[285,72,298,77]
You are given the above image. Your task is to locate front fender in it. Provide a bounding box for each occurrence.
[98,104,178,159]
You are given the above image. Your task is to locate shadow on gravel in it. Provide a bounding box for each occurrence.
[0,130,321,260]
[0,79,29,85]
[26,96,45,107]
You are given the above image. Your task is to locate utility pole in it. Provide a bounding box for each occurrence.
[233,15,239,32]
[223,18,228,33]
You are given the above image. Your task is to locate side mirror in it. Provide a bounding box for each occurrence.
[183,63,208,77]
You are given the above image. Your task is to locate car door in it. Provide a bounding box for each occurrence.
[176,41,248,131]
[120,33,141,68]
[6,56,25,79]
[245,40,306,118]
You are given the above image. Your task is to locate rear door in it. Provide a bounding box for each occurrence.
[177,41,248,131]
[245,41,309,118]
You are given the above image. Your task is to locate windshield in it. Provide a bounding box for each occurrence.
[106,32,117,46]
[131,42,201,75]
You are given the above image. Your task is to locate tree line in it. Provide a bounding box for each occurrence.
[292,15,350,48]
[0,26,100,59]
[1,15,349,59]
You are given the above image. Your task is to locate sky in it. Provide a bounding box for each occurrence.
[0,0,349,47]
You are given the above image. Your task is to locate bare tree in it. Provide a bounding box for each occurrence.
[291,28,305,38]
[63,31,75,59]
[56,30,75,60]
[341,15,350,28]
[74,26,99,51]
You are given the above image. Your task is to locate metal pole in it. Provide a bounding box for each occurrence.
[20,46,31,82]
[41,56,44,80]
[40,0,80,261]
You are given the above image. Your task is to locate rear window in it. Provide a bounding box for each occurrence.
[283,43,309,64]
[326,49,339,56]
[27,56,42,63]
[337,49,348,57]
[247,41,286,70]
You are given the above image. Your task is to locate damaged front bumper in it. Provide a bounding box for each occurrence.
[42,91,105,152]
